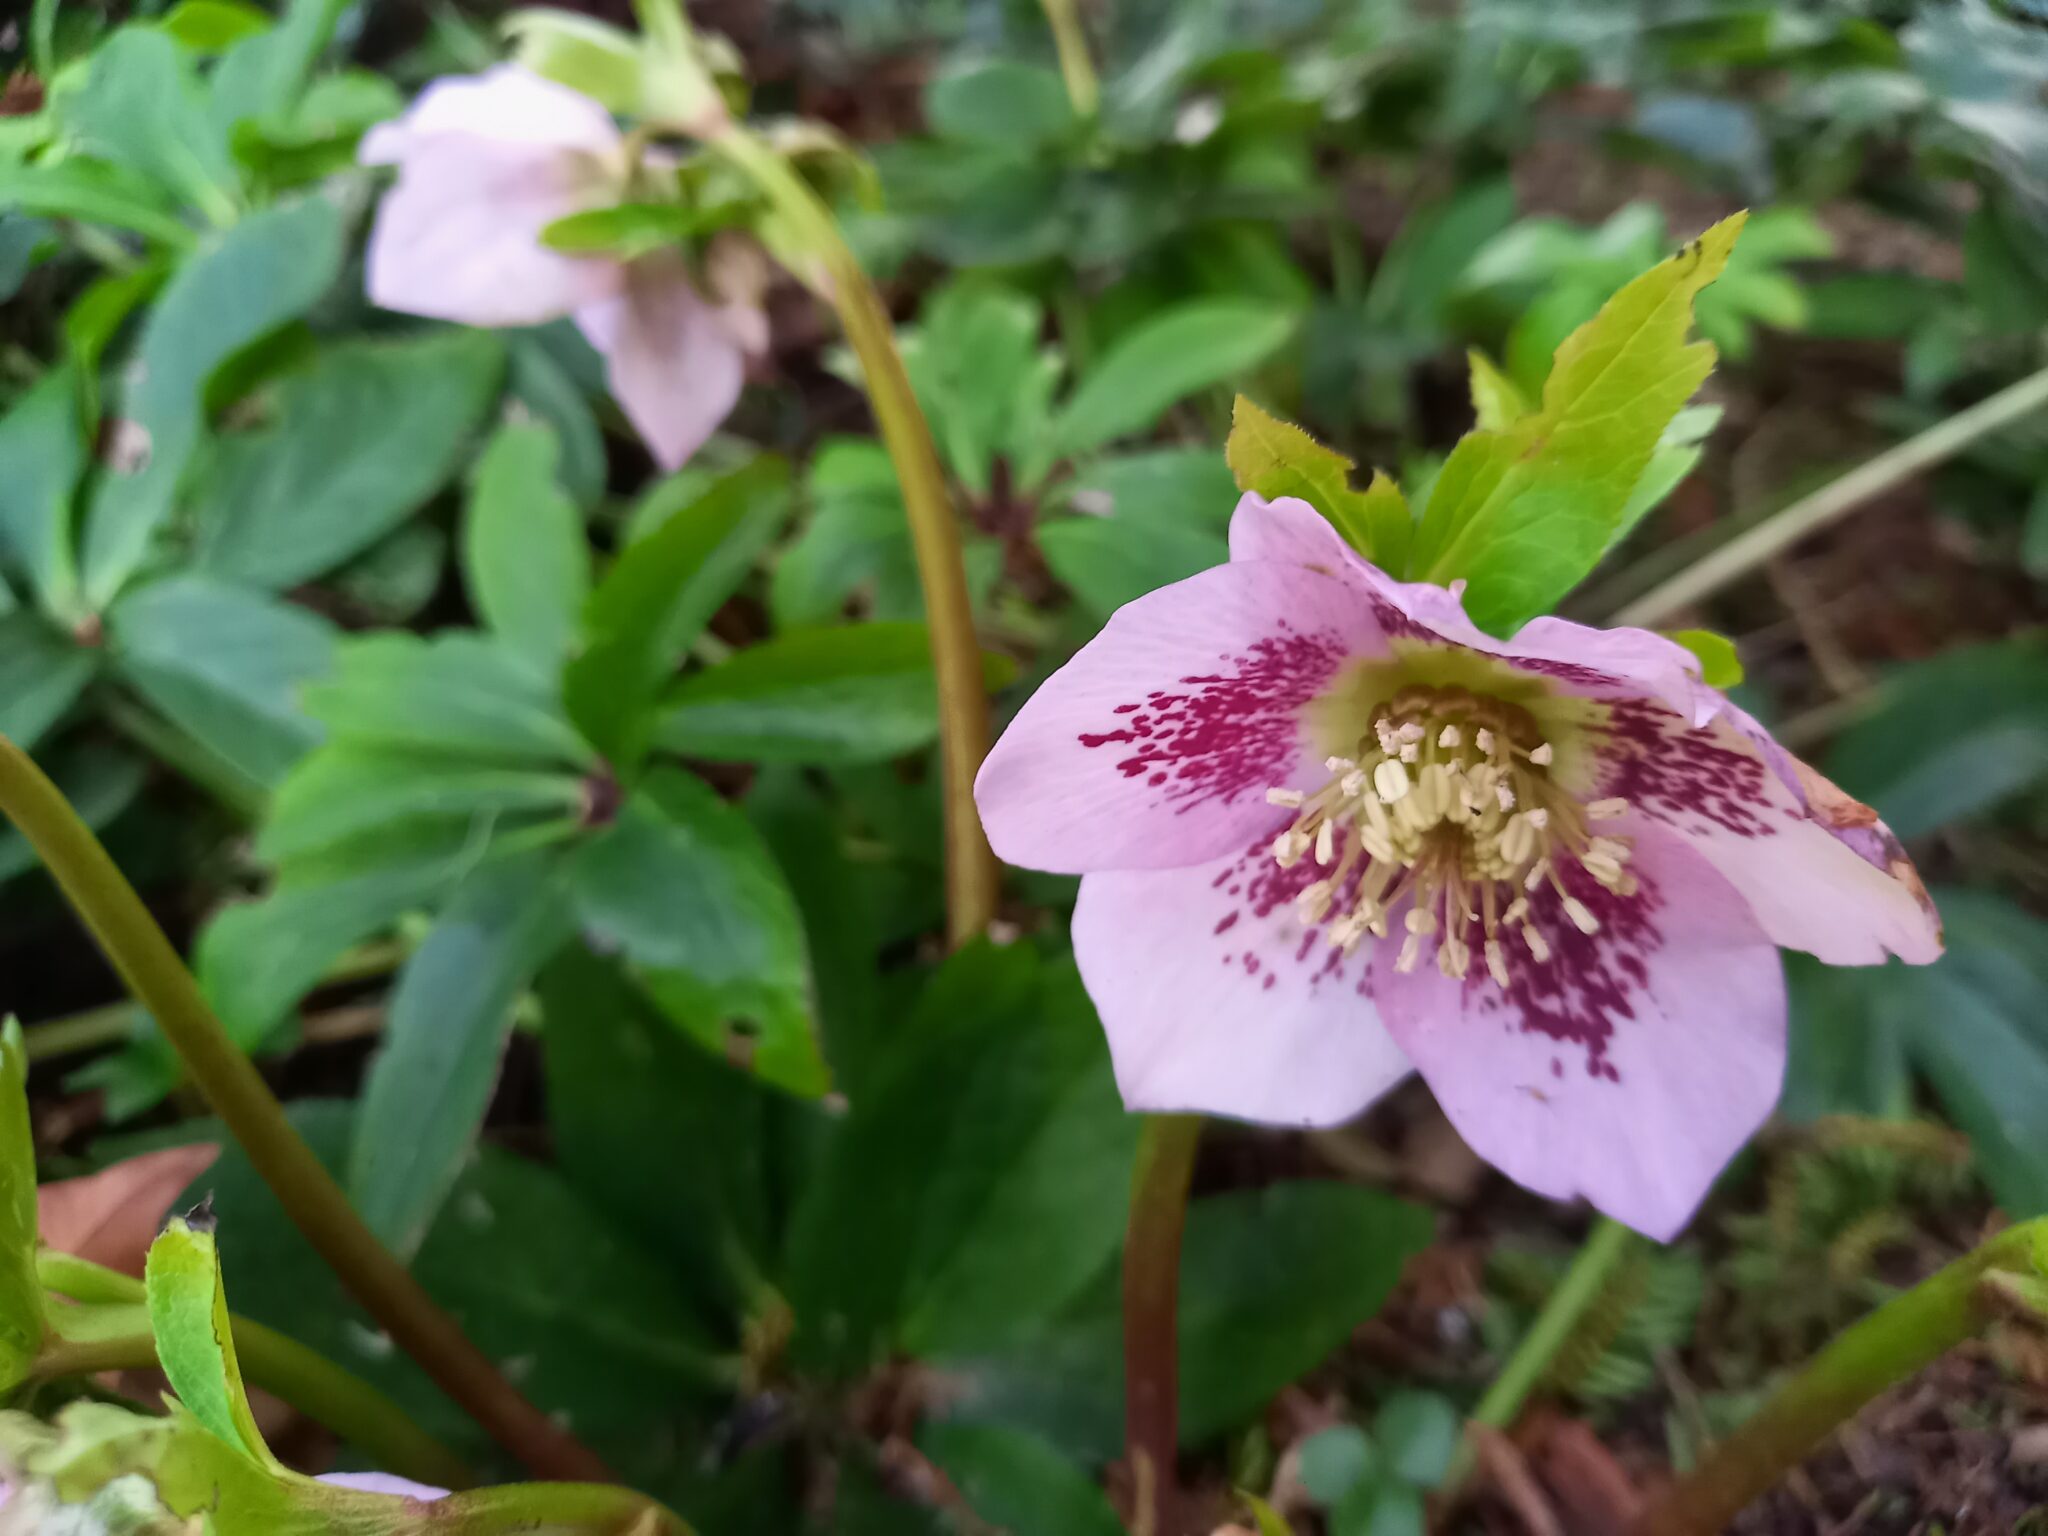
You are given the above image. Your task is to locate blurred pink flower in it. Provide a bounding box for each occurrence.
[360,65,762,470]
[976,494,1942,1238]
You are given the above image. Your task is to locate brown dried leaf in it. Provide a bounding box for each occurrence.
[37,1143,220,1275]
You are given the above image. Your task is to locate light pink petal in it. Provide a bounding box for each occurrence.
[1374,820,1784,1240]
[976,560,1392,874]
[377,65,622,155]
[575,252,746,471]
[317,1473,447,1500]
[365,138,623,327]
[1074,843,1411,1125]
[1496,614,1716,725]
[1598,698,1941,966]
[1229,495,1496,648]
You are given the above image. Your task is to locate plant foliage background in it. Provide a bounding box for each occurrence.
[0,0,2045,1532]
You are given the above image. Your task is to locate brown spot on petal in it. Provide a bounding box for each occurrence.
[1790,757,1941,940]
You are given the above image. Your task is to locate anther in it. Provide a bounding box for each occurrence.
[1587,798,1628,820]
[1314,820,1336,866]
[1500,812,1536,865]
[1438,724,1462,749]
[1485,939,1511,988]
[1273,830,1310,867]
[1528,742,1554,766]
[1297,880,1334,922]
[1524,808,1549,830]
[1562,896,1601,935]
[1325,755,1356,773]
[1495,782,1515,812]
[1405,907,1437,935]
[1475,727,1497,755]
[1373,759,1411,803]
[1266,787,1304,807]
[1522,924,1551,962]
[1397,721,1425,743]
[1395,932,1423,973]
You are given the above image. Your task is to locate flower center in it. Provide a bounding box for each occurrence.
[1264,685,1635,986]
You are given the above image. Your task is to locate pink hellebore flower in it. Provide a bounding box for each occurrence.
[360,65,765,471]
[317,1473,447,1499]
[976,495,1942,1239]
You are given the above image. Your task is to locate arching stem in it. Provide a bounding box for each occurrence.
[1122,1115,1202,1536]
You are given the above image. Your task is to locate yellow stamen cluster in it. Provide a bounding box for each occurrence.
[1265,686,1637,986]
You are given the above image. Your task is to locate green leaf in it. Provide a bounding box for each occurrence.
[900,278,1058,495]
[540,946,773,1313]
[507,330,606,511]
[1338,1483,1425,1536]
[206,0,351,131]
[655,622,1008,766]
[568,767,823,1096]
[349,854,570,1259]
[1047,302,1296,463]
[925,60,1076,150]
[143,1218,273,1464]
[785,945,1139,1374]
[566,457,792,771]
[1374,1392,1460,1487]
[302,632,591,767]
[0,161,194,246]
[56,27,237,217]
[1466,349,1528,431]
[935,1181,1431,1461]
[0,366,85,614]
[1039,515,1227,619]
[1613,403,1720,540]
[108,576,335,792]
[162,1106,726,1481]
[1413,214,1744,633]
[771,440,921,628]
[462,421,590,676]
[1242,1494,1298,1536]
[918,1423,1123,1536]
[1668,628,1743,689]
[0,743,145,884]
[1297,1425,1375,1505]
[197,858,458,1048]
[0,612,93,751]
[1068,447,1241,533]
[82,197,346,605]
[1226,396,1409,572]
[66,260,172,434]
[161,0,271,51]
[1823,636,2048,840]
[260,745,585,865]
[539,200,736,258]
[2026,483,2048,581]
[0,1023,44,1390]
[194,331,504,590]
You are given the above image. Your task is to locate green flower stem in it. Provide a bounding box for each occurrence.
[0,735,612,1484]
[1446,1218,1634,1494]
[1473,1218,1634,1429]
[434,1480,692,1535]
[1040,0,1100,117]
[707,125,1000,947]
[1611,361,2048,629]
[1633,1217,2048,1536]
[1122,1114,1202,1536]
[33,1263,471,1492]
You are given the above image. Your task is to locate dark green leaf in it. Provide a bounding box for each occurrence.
[918,1423,1123,1536]
[1068,448,1240,535]
[108,575,334,791]
[1823,636,2048,839]
[1337,1483,1425,1536]
[349,853,571,1258]
[196,858,458,1047]
[82,197,346,604]
[57,28,237,217]
[568,767,823,1096]
[195,331,504,589]
[772,440,923,628]
[656,622,1007,766]
[541,945,774,1314]
[785,945,1138,1374]
[1374,1391,1460,1487]
[566,457,792,770]
[0,161,192,246]
[900,278,1057,495]
[507,330,606,510]
[0,366,85,615]
[925,61,1076,150]
[1047,301,1296,462]
[0,743,145,884]
[1296,1425,1374,1506]
[0,612,93,751]
[260,745,585,865]
[302,633,591,767]
[462,422,590,676]
[1040,514,1227,618]
[206,0,351,130]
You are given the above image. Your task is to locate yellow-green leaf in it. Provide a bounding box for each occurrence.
[1668,628,1743,689]
[1225,396,1410,574]
[0,1020,44,1389]
[1413,214,1745,633]
[1242,1493,1298,1536]
[143,1218,276,1467]
[1466,348,1529,431]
